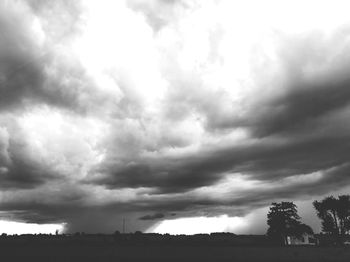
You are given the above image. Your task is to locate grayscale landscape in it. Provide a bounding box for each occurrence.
[1,0,350,261]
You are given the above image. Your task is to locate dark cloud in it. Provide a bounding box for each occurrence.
[139,213,165,220]
[1,162,349,233]
[0,199,156,233]
[0,158,46,190]
[245,72,350,137]
[121,164,350,218]
[92,158,224,193]
[158,28,350,140]
[92,127,350,195]
[0,2,45,110]
[2,0,350,236]
[0,131,51,189]
[0,1,87,113]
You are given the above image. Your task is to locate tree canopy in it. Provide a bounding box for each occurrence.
[267,201,313,245]
[313,195,350,235]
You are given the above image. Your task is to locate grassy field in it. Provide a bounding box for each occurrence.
[1,242,350,262]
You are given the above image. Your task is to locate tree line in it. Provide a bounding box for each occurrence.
[267,195,350,245]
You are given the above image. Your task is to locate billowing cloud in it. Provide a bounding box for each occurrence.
[1,0,350,234]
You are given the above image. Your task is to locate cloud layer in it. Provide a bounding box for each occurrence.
[1,0,350,233]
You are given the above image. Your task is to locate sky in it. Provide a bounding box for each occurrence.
[1,0,350,235]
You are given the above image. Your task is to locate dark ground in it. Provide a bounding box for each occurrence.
[1,234,350,261]
[1,242,350,262]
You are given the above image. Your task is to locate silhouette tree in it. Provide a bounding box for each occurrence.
[294,223,313,237]
[267,202,311,245]
[313,195,350,236]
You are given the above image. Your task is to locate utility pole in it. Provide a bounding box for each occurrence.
[123,218,126,234]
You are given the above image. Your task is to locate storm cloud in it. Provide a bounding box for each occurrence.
[139,213,165,221]
[1,0,350,234]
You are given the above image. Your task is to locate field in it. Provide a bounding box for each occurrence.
[1,242,350,262]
